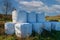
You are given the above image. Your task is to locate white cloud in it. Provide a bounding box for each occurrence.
[51,5,60,10]
[17,1,60,16]
[50,5,60,12]
[45,5,60,16]
[19,1,45,12]
[56,0,60,2]
[19,1,44,7]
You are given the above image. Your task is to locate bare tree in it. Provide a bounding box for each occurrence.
[2,0,14,22]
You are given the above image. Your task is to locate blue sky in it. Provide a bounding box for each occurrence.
[0,0,60,16]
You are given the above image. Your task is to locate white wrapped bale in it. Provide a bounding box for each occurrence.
[27,12,36,23]
[33,23,43,34]
[44,22,51,31]
[55,22,60,31]
[15,23,32,38]
[37,12,45,23]
[12,10,18,23]
[17,10,27,23]
[5,22,15,34]
[50,22,57,30]
[12,10,27,23]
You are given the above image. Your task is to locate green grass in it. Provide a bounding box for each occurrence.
[0,30,60,40]
[0,35,16,40]
[54,31,60,40]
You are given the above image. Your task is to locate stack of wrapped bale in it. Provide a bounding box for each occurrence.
[14,10,32,38]
[5,10,32,38]
[12,10,27,23]
[5,10,46,38]
[5,9,18,35]
[31,12,46,34]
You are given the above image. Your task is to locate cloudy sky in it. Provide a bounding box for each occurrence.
[0,0,60,16]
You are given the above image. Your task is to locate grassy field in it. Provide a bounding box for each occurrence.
[46,16,60,22]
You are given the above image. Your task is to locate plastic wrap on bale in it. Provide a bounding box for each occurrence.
[50,22,57,30]
[27,12,36,23]
[15,23,32,38]
[36,12,45,23]
[44,22,51,31]
[32,23,43,34]
[5,22,15,34]
[55,22,60,31]
[12,10,27,23]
